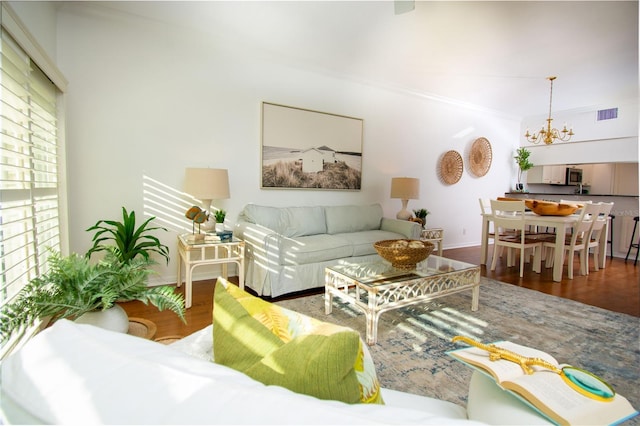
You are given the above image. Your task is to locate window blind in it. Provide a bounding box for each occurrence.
[1,28,61,354]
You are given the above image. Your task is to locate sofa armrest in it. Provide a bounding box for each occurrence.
[235,221,282,260]
[380,218,422,239]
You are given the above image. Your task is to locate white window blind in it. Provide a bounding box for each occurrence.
[1,28,61,352]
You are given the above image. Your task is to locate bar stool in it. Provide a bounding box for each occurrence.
[625,216,639,265]
[607,214,615,258]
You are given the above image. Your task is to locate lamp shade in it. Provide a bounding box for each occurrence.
[184,168,230,200]
[390,177,419,200]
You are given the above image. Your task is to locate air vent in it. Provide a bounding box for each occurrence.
[597,108,618,121]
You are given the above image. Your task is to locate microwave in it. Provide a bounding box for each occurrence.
[566,168,583,185]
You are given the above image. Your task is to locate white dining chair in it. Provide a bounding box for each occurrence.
[490,199,543,278]
[586,202,614,273]
[543,203,601,279]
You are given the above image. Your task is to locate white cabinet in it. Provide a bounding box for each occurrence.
[613,163,639,195]
[589,163,615,194]
[581,164,593,186]
[527,165,566,184]
[526,166,547,184]
[549,165,566,184]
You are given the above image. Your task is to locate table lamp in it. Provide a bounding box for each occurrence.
[390,177,419,220]
[184,168,230,238]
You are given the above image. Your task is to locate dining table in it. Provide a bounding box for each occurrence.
[480,211,609,282]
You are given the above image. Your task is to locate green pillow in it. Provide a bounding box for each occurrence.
[213,278,383,404]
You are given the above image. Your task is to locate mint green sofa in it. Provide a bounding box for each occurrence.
[235,204,421,297]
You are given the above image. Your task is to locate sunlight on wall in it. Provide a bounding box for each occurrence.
[142,174,203,234]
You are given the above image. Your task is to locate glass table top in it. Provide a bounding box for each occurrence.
[327,255,478,286]
[179,233,240,246]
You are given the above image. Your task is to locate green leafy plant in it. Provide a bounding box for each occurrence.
[0,250,186,343]
[413,208,430,220]
[214,209,226,223]
[86,207,170,265]
[514,147,534,184]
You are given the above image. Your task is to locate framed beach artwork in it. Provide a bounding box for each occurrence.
[261,102,364,190]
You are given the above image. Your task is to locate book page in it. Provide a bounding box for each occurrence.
[448,340,638,425]
[507,372,637,425]
[448,340,558,383]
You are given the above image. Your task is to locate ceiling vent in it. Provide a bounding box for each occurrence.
[597,107,618,121]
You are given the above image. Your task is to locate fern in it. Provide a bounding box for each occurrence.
[0,250,185,344]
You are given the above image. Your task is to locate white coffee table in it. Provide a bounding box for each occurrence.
[325,255,480,345]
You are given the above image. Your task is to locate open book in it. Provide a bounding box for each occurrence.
[448,340,638,425]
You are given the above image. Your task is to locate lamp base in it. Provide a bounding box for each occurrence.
[396,198,413,221]
[396,209,413,221]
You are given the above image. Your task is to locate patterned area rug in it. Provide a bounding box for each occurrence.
[276,278,640,419]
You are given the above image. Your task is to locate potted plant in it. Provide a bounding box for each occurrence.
[86,207,170,265]
[412,208,430,228]
[514,147,534,191]
[214,209,226,232]
[0,249,186,343]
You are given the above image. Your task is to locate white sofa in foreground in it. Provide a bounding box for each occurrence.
[235,203,421,297]
[0,320,551,425]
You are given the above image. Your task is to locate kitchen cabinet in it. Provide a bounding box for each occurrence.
[527,165,566,185]
[581,164,593,186]
[613,163,639,195]
[589,163,615,194]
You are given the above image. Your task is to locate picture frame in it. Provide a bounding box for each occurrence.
[261,102,363,190]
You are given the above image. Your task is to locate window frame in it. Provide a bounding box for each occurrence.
[1,2,68,358]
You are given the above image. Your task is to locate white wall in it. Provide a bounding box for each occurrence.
[11,2,636,284]
[521,99,638,165]
[51,4,521,284]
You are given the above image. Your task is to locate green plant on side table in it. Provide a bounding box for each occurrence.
[0,207,185,345]
[514,147,534,192]
[412,208,430,228]
[214,209,226,224]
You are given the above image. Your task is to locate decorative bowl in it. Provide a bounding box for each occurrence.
[524,199,582,216]
[374,239,434,270]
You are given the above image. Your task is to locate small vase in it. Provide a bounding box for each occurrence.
[75,304,129,333]
[516,183,524,192]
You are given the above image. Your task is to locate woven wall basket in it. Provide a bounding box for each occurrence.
[439,150,463,185]
[468,137,492,177]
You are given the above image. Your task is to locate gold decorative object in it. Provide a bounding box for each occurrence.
[468,137,492,177]
[439,150,463,185]
[452,336,616,402]
[525,76,575,145]
[374,239,434,270]
[523,199,582,216]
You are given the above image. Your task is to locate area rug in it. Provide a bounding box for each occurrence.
[275,278,640,417]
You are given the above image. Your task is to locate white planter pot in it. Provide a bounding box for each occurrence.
[75,304,129,333]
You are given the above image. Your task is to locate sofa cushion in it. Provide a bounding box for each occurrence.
[242,204,284,233]
[213,278,383,404]
[336,230,408,257]
[325,204,383,235]
[280,206,327,237]
[278,234,353,265]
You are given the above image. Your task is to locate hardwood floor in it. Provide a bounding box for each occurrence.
[120,245,640,339]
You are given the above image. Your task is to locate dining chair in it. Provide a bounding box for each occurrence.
[490,199,543,278]
[586,202,614,273]
[480,198,502,263]
[543,203,601,279]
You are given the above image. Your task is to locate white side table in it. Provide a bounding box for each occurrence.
[420,228,444,256]
[177,234,245,308]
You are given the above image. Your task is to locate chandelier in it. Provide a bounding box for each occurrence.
[524,76,574,145]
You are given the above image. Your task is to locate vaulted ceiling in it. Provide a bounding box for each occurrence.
[80,1,638,118]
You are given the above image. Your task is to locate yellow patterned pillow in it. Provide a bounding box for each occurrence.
[213,278,383,404]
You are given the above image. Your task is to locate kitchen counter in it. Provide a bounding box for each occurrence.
[506,192,638,198]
